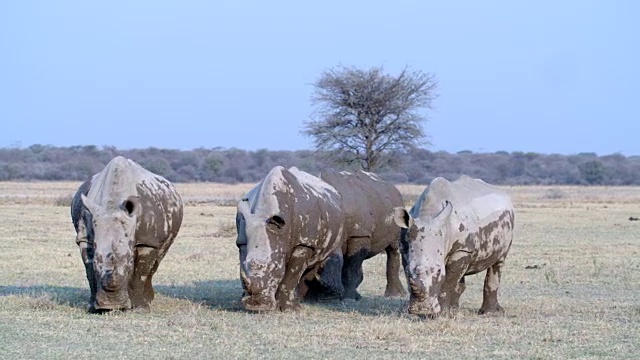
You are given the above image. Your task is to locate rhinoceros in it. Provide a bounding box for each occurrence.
[235,166,345,311]
[71,156,183,313]
[306,169,406,300]
[393,175,514,317]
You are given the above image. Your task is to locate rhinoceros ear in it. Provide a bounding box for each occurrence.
[81,194,99,214]
[393,207,413,229]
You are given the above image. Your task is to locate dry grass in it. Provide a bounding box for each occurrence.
[1,182,639,359]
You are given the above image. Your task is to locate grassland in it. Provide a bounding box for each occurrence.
[0,182,639,359]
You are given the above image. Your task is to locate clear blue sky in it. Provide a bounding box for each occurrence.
[1,1,638,155]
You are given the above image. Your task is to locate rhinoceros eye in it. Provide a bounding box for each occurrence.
[266,215,285,229]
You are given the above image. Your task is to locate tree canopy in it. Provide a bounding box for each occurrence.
[302,65,438,171]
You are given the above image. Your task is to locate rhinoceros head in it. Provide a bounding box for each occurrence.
[394,201,453,317]
[237,198,289,311]
[81,194,140,312]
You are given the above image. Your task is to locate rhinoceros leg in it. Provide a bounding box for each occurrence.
[129,246,159,309]
[479,259,505,314]
[75,217,98,310]
[342,237,371,300]
[276,246,314,311]
[439,252,471,313]
[449,277,466,308]
[384,244,407,297]
[302,251,345,301]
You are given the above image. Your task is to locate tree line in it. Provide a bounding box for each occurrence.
[6,67,635,186]
[1,144,638,185]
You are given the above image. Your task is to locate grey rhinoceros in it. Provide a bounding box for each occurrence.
[235,166,345,311]
[305,169,406,301]
[71,156,183,313]
[393,175,515,317]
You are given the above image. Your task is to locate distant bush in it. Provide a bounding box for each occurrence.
[542,189,565,200]
[212,220,237,238]
[1,145,639,185]
[184,195,240,207]
[54,194,74,207]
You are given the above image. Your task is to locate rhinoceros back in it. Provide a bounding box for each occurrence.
[321,168,403,243]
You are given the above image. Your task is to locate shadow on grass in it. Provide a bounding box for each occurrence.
[305,294,409,317]
[0,281,409,317]
[0,281,244,313]
[155,279,245,312]
[0,280,245,312]
[157,279,409,317]
[0,285,88,309]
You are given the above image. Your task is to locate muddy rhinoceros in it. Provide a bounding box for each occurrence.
[71,156,183,313]
[393,175,514,317]
[235,166,345,311]
[305,169,406,301]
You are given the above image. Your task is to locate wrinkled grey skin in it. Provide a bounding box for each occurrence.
[394,175,514,317]
[305,169,406,301]
[235,166,345,312]
[71,156,183,313]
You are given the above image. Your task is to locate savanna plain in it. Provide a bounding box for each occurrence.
[0,182,639,359]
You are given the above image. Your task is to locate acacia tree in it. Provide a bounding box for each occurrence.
[302,65,438,171]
